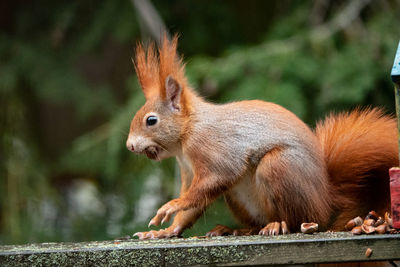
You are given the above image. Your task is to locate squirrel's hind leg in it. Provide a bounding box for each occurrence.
[255,146,331,233]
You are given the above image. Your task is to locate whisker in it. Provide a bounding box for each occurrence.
[157,143,170,154]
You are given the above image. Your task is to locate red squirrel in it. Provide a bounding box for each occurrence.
[126,35,398,239]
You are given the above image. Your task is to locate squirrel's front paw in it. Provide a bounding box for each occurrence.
[134,226,183,240]
[148,199,183,227]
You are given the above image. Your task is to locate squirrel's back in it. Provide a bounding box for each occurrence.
[186,100,324,174]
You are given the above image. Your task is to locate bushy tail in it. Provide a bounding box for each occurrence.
[315,108,398,229]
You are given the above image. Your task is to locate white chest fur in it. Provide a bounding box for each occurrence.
[176,154,194,181]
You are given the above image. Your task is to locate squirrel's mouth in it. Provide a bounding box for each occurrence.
[144,146,161,160]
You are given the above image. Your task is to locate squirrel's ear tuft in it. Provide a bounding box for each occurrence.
[165,75,182,111]
[133,42,159,99]
[134,32,187,101]
[159,33,187,100]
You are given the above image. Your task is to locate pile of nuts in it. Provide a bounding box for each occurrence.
[345,211,398,235]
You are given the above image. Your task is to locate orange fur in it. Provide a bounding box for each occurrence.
[315,108,398,229]
[134,42,159,99]
[158,34,188,99]
[134,34,190,101]
[128,35,398,239]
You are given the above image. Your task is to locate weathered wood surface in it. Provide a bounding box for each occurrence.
[1,232,400,266]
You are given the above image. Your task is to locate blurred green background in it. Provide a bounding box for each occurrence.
[1,0,399,244]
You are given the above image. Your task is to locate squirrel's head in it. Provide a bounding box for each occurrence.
[126,34,192,161]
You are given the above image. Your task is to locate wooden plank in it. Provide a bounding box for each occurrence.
[0,232,399,266]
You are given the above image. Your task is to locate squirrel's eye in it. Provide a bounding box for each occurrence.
[146,116,158,126]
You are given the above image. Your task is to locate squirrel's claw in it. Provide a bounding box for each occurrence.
[161,208,175,224]
[132,232,141,239]
[149,199,182,227]
[259,221,289,236]
[148,219,156,227]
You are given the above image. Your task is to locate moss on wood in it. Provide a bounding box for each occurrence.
[1,232,400,266]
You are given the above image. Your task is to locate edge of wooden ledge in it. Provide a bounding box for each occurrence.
[1,232,399,266]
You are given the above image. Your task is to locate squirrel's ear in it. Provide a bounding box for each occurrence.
[165,75,182,112]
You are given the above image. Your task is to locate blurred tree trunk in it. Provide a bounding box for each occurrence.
[131,0,169,44]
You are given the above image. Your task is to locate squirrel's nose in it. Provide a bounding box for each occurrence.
[126,139,135,152]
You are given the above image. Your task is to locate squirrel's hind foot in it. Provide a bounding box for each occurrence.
[259,221,289,236]
[206,224,260,237]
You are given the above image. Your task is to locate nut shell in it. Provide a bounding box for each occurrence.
[354,216,363,226]
[364,219,376,226]
[301,222,318,234]
[375,223,388,234]
[366,211,378,221]
[345,216,363,230]
[361,224,375,234]
[351,226,362,235]
[385,212,393,228]
[374,217,384,227]
[365,248,373,257]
